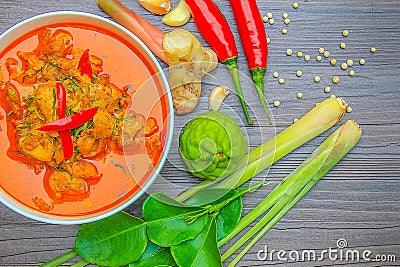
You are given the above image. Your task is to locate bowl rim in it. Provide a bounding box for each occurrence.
[0,11,174,224]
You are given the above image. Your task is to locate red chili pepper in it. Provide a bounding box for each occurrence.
[185,0,253,125]
[56,83,67,119]
[229,0,272,124]
[59,131,74,159]
[78,49,94,82]
[38,107,98,132]
[56,83,74,159]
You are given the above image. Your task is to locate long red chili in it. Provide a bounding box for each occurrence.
[229,0,272,124]
[185,0,253,125]
[56,83,74,159]
[38,107,98,132]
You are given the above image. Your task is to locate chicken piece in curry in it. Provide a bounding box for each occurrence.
[0,28,163,209]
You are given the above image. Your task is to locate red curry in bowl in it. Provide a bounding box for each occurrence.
[0,22,169,218]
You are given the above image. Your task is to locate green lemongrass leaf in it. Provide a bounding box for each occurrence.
[70,260,89,267]
[39,250,78,267]
[142,193,208,247]
[129,242,177,267]
[171,216,222,267]
[185,188,242,241]
[74,212,147,266]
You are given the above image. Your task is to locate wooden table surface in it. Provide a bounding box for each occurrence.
[0,0,399,266]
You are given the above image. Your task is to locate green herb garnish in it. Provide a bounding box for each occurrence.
[16,122,34,129]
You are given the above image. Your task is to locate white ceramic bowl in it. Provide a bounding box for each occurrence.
[0,11,173,224]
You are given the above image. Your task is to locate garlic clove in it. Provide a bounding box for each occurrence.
[138,0,171,15]
[209,86,230,111]
[162,0,191,26]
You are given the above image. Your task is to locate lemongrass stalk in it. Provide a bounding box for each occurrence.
[218,160,308,248]
[222,120,362,264]
[176,97,347,202]
[219,145,324,255]
[70,261,89,267]
[222,161,323,261]
[216,97,348,190]
[221,196,288,263]
[217,117,342,247]
[229,171,330,266]
[39,250,78,267]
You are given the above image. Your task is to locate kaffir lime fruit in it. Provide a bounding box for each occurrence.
[179,111,247,180]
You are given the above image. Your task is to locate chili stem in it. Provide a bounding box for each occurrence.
[39,249,77,267]
[250,67,272,124]
[224,57,253,125]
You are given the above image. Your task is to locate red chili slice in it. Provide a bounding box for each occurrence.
[77,49,94,82]
[38,107,98,132]
[56,83,74,159]
[59,131,74,159]
[56,83,67,118]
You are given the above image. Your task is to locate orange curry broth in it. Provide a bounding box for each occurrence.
[0,23,169,217]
